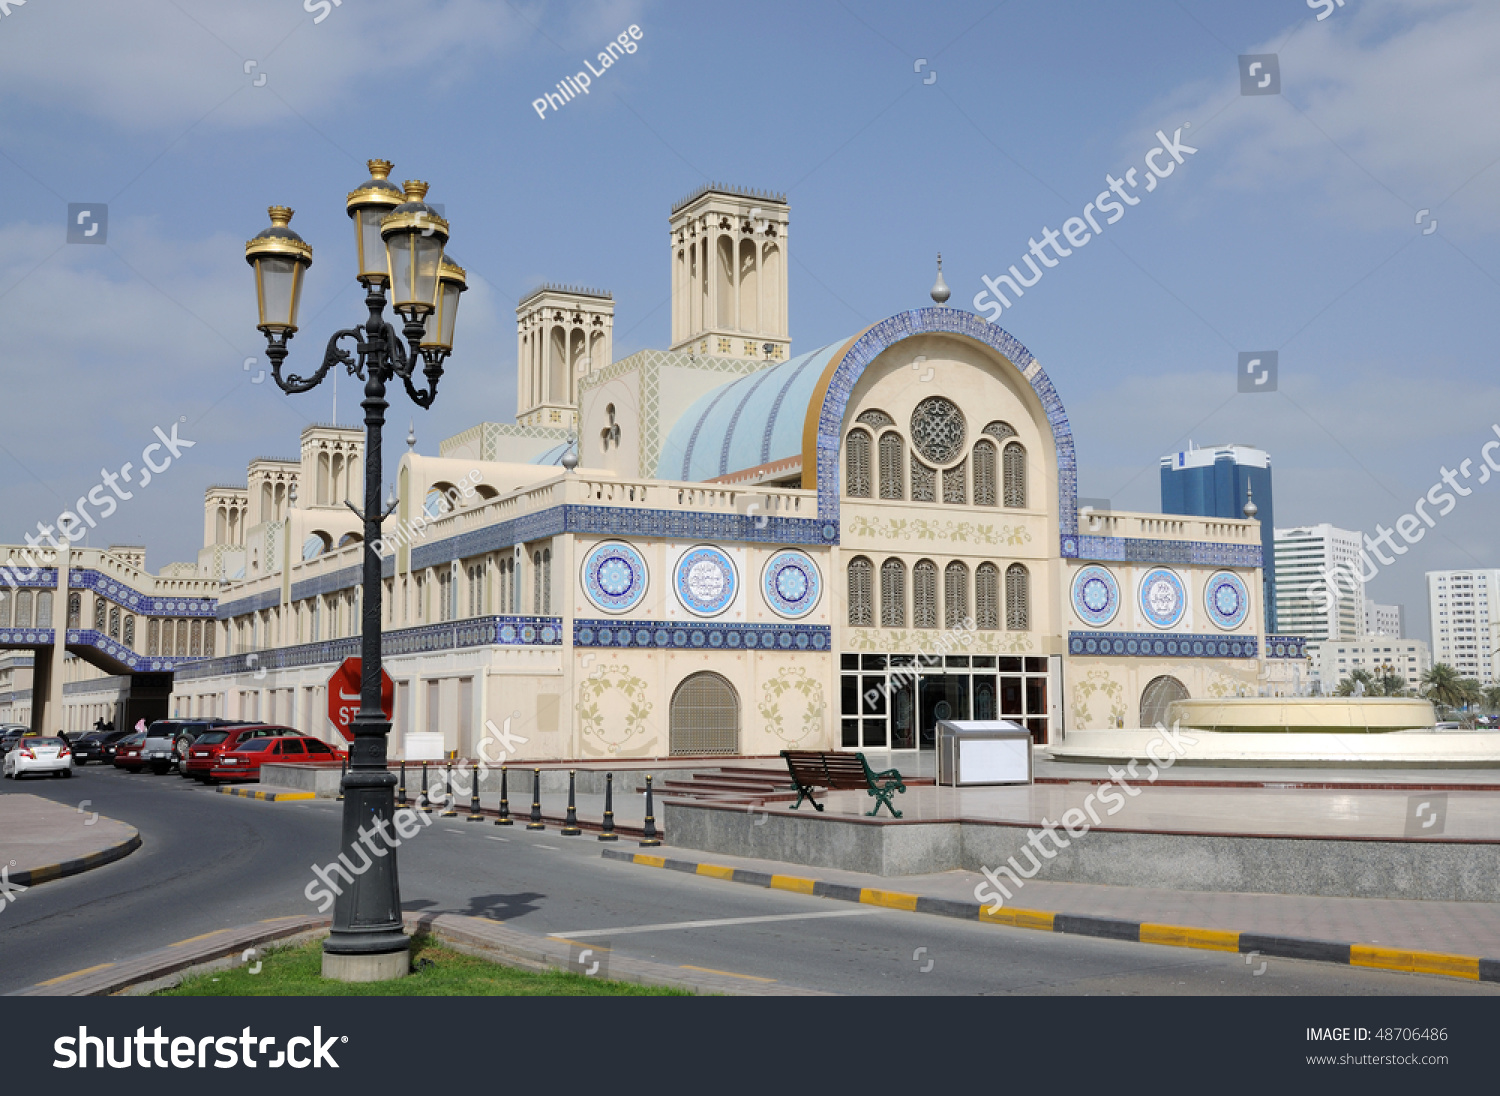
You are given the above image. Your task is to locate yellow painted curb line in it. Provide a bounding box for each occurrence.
[214,786,316,801]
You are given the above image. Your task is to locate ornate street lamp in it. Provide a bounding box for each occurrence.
[244,160,460,982]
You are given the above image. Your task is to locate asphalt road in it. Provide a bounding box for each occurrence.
[4,764,1497,997]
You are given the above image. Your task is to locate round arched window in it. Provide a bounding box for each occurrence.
[910,396,966,465]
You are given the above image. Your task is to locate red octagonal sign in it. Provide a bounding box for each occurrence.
[327,657,395,742]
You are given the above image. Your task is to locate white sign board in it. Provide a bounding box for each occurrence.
[958,736,1031,784]
[403,732,446,761]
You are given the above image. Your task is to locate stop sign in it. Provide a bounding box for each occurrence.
[327,657,395,741]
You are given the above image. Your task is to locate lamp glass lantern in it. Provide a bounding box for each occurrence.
[244,207,313,333]
[346,159,404,286]
[381,181,449,323]
[421,256,467,353]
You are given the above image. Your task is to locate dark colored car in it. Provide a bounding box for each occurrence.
[72,728,135,765]
[0,724,33,756]
[207,734,346,783]
[182,724,299,781]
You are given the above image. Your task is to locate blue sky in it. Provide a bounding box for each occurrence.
[1,0,1497,645]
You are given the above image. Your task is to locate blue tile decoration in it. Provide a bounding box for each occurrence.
[762,549,822,619]
[674,545,738,617]
[68,569,217,617]
[575,617,830,652]
[175,615,561,682]
[1138,567,1187,629]
[1071,565,1120,627]
[215,588,281,620]
[1205,571,1251,631]
[0,628,54,647]
[1069,631,1258,659]
[1075,536,1262,568]
[0,568,58,589]
[1264,634,1307,660]
[811,308,1078,547]
[64,628,199,671]
[582,541,650,614]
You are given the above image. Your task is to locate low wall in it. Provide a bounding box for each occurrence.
[258,762,743,799]
[1049,729,1500,767]
[662,799,1500,901]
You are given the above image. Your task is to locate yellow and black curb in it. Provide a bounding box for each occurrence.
[214,786,316,802]
[602,848,1500,984]
[11,833,143,887]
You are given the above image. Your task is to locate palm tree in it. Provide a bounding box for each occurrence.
[1335,668,1376,697]
[1375,672,1408,698]
[1422,663,1469,711]
[1483,685,1500,712]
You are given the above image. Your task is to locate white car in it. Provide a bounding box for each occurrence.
[2,735,74,779]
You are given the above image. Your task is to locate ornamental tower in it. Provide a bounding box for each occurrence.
[515,284,614,428]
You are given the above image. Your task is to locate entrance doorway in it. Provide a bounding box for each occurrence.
[840,653,1051,750]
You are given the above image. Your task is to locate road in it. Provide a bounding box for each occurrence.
[3,764,1496,996]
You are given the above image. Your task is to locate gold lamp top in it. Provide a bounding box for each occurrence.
[346,159,404,215]
[245,206,313,264]
[380,180,449,243]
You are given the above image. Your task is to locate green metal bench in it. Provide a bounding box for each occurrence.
[780,750,907,818]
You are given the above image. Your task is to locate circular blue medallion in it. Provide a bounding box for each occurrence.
[1071,565,1120,627]
[581,541,648,614]
[1204,571,1250,630]
[674,545,738,617]
[1138,567,1186,629]
[762,550,822,619]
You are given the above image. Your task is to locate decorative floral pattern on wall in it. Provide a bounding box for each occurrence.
[843,627,1034,654]
[758,666,826,746]
[1071,668,1126,729]
[845,514,1033,547]
[576,664,655,755]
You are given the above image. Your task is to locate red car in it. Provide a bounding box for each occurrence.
[206,734,346,784]
[182,724,297,781]
[111,732,149,771]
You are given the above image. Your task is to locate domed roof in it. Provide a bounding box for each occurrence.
[531,440,572,466]
[656,342,844,482]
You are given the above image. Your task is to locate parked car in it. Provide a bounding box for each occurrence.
[0,724,34,756]
[96,729,136,763]
[3,735,72,779]
[182,724,299,781]
[70,728,131,765]
[207,734,345,784]
[111,732,149,770]
[137,718,242,775]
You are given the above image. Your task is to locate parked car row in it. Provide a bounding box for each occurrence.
[183,723,344,783]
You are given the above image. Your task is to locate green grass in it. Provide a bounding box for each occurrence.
[159,936,689,997]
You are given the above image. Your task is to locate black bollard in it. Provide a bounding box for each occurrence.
[640,773,661,847]
[398,760,408,808]
[526,768,545,830]
[467,760,484,822]
[336,755,346,802]
[561,770,582,836]
[440,760,460,817]
[420,761,429,810]
[598,772,618,842]
[494,764,513,826]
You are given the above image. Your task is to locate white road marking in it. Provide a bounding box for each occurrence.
[485,836,510,842]
[550,908,888,939]
[534,844,560,850]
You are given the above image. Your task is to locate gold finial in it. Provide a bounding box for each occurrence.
[367,159,393,179]
[267,206,294,226]
[402,180,430,201]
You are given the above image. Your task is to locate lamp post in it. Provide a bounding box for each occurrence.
[245,160,466,981]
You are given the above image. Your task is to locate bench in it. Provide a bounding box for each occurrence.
[780,750,907,818]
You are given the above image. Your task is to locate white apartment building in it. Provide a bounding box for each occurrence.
[1307,638,1430,691]
[1427,570,1500,685]
[1363,599,1402,637]
[1274,525,1365,642]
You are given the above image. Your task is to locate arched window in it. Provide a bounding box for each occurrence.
[669,672,740,756]
[0,593,11,627]
[976,563,1000,629]
[983,420,1017,442]
[533,551,543,615]
[913,560,938,629]
[36,591,52,627]
[123,615,135,648]
[94,597,106,632]
[67,593,80,629]
[15,591,32,628]
[1003,442,1027,508]
[878,433,904,500]
[1006,563,1030,630]
[1140,675,1189,730]
[543,548,553,615]
[147,619,160,655]
[943,459,967,505]
[973,440,998,506]
[178,619,190,656]
[847,556,874,626]
[190,620,203,657]
[944,561,969,629]
[845,429,872,498]
[880,558,906,628]
[108,606,121,640]
[910,458,936,503]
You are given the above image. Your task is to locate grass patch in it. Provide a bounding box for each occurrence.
[158,936,688,997]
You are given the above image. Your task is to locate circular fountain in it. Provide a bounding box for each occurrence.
[1165,696,1435,734]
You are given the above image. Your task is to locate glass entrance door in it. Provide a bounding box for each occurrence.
[917,674,970,750]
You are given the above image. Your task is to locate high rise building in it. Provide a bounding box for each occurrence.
[1160,443,1275,630]
[1363,598,1402,638]
[1273,524,1365,642]
[1307,637,1430,691]
[1426,570,1500,685]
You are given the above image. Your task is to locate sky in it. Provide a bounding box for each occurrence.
[0,0,1497,645]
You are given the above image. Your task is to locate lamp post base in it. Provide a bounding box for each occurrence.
[322,944,410,983]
